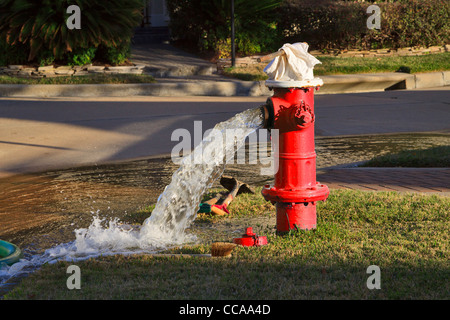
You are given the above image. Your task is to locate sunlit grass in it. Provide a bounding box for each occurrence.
[0,73,156,84]
[4,188,448,300]
[223,52,450,81]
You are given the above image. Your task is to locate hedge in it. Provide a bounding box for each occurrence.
[166,0,282,57]
[168,0,449,55]
[279,0,450,51]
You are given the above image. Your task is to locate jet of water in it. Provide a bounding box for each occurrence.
[140,107,264,244]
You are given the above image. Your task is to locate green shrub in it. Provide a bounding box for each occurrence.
[167,0,449,55]
[37,50,56,67]
[279,0,449,51]
[67,47,97,66]
[0,36,28,65]
[94,41,131,65]
[105,46,129,66]
[0,0,143,63]
[166,0,282,56]
[105,43,131,65]
[381,0,450,48]
[235,21,279,57]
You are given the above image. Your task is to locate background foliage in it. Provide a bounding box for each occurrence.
[1,0,448,65]
[280,0,449,51]
[167,0,449,56]
[166,0,282,58]
[0,0,143,66]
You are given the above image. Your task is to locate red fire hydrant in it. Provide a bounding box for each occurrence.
[261,85,329,233]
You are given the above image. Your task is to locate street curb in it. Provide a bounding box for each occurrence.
[319,72,414,94]
[0,81,268,98]
[0,71,447,98]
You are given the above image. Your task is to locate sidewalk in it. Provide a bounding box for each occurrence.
[131,43,216,78]
[317,167,450,195]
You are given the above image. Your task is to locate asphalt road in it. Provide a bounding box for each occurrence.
[0,87,448,177]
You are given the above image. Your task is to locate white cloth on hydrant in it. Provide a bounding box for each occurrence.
[264,42,321,81]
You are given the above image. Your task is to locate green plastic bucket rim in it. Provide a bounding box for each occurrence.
[0,239,23,266]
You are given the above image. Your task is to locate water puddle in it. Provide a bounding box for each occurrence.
[315,132,450,168]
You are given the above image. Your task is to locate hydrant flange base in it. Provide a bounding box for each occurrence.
[262,183,329,203]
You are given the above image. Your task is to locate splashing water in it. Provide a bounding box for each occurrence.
[140,107,264,242]
[1,107,264,286]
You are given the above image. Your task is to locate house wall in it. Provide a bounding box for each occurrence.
[146,0,170,27]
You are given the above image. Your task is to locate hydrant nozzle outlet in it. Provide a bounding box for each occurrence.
[260,101,274,130]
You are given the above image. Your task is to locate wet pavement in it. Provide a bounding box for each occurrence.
[1,131,448,252]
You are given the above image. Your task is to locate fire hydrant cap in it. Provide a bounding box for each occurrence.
[232,227,268,247]
[245,227,255,236]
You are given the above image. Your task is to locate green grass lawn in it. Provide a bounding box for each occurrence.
[4,188,449,300]
[223,52,450,81]
[360,146,450,168]
[0,73,156,85]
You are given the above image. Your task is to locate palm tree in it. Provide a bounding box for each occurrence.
[0,0,144,61]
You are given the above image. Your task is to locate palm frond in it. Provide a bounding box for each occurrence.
[0,0,144,62]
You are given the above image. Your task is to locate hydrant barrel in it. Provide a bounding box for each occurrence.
[262,87,329,232]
